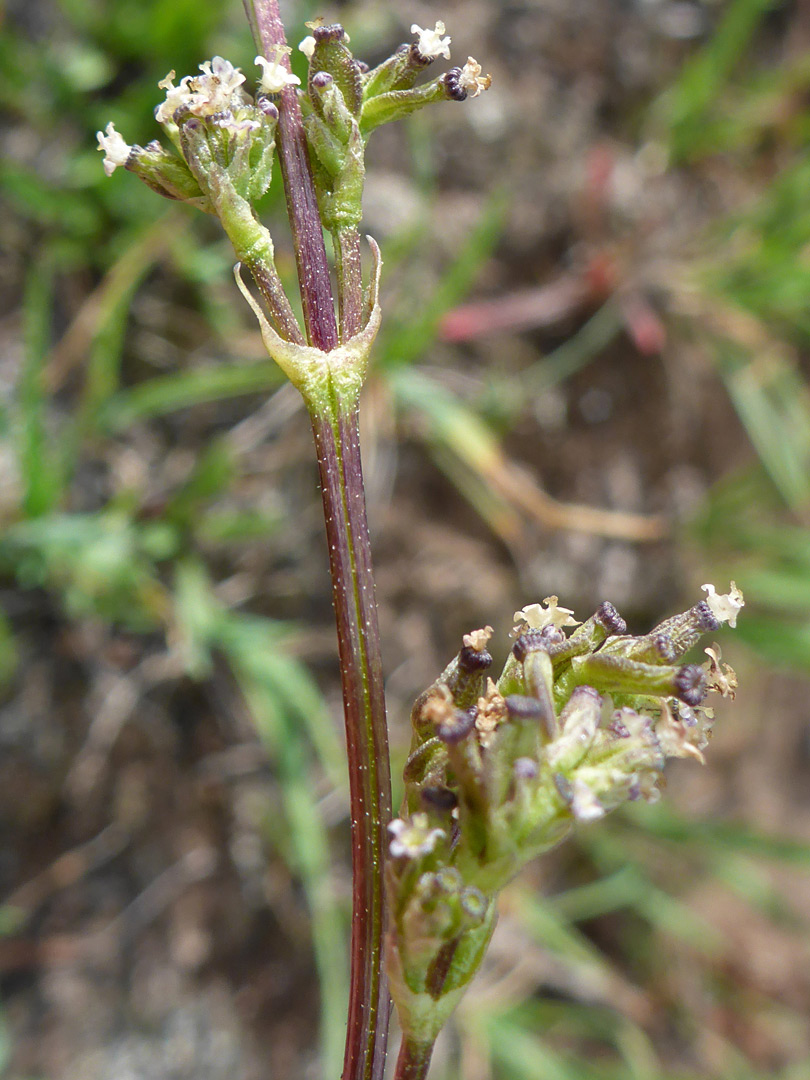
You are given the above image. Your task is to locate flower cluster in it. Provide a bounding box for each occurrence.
[386,586,743,1047]
[98,56,277,214]
[297,20,490,232]
[96,19,491,386]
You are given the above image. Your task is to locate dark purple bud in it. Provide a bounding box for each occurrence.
[504,695,545,720]
[512,629,549,662]
[421,786,458,812]
[459,646,493,673]
[692,600,720,633]
[313,23,347,43]
[675,664,707,706]
[595,601,627,635]
[444,67,468,101]
[311,70,333,90]
[541,624,566,645]
[514,757,539,780]
[355,60,370,74]
[408,42,436,68]
[435,707,477,745]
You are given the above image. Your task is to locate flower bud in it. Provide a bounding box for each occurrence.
[306,23,363,118]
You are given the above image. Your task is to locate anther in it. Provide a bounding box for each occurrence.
[595,601,627,636]
[443,67,468,101]
[435,707,477,745]
[674,664,707,707]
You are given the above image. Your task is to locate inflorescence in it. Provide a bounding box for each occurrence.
[386,585,743,1047]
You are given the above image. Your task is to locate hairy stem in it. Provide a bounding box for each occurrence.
[333,226,364,341]
[393,1038,435,1080]
[311,405,392,1080]
[245,257,305,345]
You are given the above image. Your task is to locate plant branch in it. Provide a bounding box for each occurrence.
[333,226,364,341]
[244,0,338,351]
[244,257,305,345]
[393,1038,435,1080]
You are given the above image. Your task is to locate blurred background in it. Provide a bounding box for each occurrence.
[2,0,810,1076]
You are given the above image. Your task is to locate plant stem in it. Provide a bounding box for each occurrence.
[393,1038,435,1080]
[244,256,306,345]
[243,8,393,1076]
[333,226,364,341]
[311,404,392,1080]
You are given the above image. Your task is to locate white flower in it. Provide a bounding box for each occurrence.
[155,58,248,124]
[299,36,316,59]
[514,596,580,633]
[462,625,493,652]
[703,644,738,699]
[255,47,301,94]
[701,582,745,629]
[458,56,492,97]
[214,114,261,135]
[655,700,708,763]
[199,56,246,96]
[96,122,132,177]
[411,20,452,61]
[388,814,445,859]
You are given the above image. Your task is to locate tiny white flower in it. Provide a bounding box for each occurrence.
[255,48,301,94]
[655,700,707,763]
[199,56,246,96]
[411,20,452,61]
[155,58,247,125]
[155,71,201,124]
[701,582,745,629]
[96,122,132,177]
[299,36,316,59]
[458,56,492,97]
[514,596,580,633]
[462,625,493,652]
[214,114,261,135]
[388,813,445,859]
[703,644,738,699]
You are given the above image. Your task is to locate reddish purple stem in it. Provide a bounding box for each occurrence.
[245,0,337,351]
[243,5,393,1079]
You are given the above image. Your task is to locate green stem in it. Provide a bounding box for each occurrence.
[333,226,364,342]
[310,402,392,1080]
[393,1038,435,1080]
